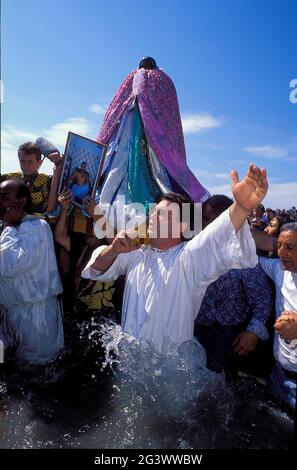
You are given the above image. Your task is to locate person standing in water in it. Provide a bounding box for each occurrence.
[82,164,267,354]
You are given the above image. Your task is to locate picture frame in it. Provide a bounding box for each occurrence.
[58,132,107,209]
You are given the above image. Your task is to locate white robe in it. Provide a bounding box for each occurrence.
[0,215,64,364]
[82,210,258,353]
[259,257,297,373]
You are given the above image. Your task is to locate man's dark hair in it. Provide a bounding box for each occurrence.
[270,215,285,236]
[16,182,32,212]
[203,194,233,213]
[280,222,297,234]
[201,194,233,229]
[18,142,42,161]
[157,192,197,240]
[257,203,265,214]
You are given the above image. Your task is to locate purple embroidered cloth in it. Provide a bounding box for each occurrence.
[97,68,209,202]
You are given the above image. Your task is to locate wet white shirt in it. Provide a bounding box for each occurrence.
[0,215,64,364]
[259,257,297,373]
[83,210,258,353]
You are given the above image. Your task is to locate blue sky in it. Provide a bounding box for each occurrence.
[2,0,297,208]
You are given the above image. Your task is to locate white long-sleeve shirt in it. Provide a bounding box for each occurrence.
[82,210,258,353]
[259,257,297,373]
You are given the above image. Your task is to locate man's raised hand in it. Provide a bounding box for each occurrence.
[231,164,268,212]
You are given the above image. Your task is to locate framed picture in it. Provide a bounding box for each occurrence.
[58,132,107,209]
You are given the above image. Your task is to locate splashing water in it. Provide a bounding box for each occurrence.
[0,318,294,449]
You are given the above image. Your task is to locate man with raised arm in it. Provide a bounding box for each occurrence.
[82,164,268,353]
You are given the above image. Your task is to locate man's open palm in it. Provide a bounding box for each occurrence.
[231,164,268,212]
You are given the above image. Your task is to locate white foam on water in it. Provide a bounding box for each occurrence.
[0,318,294,449]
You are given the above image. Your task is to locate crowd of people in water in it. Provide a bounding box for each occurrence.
[0,58,296,446]
[0,140,296,435]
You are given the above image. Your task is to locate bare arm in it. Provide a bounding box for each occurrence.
[90,230,138,272]
[47,154,64,212]
[54,189,71,252]
[229,164,268,233]
[91,244,119,272]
